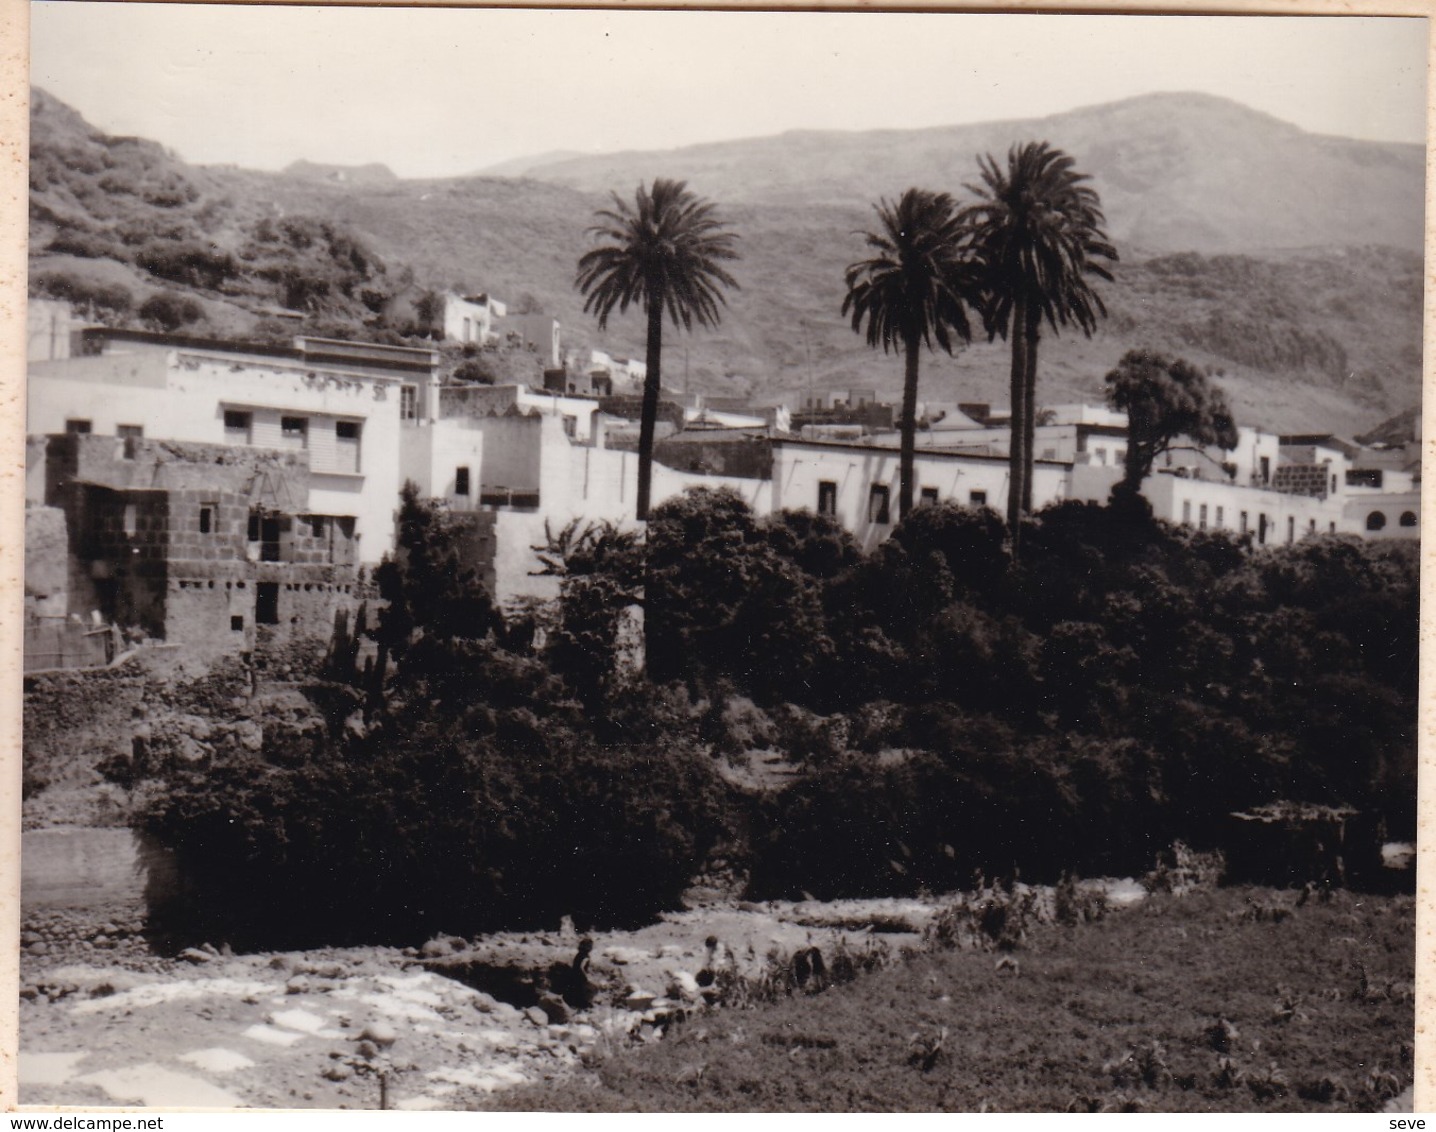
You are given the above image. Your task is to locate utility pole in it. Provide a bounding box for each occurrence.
[800,320,814,410]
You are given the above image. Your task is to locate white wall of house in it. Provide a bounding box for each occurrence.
[516,389,600,442]
[1069,464,1352,543]
[29,343,406,563]
[510,314,561,367]
[1344,492,1421,539]
[770,439,1066,553]
[441,293,502,345]
[476,413,774,602]
[398,418,487,509]
[27,300,90,361]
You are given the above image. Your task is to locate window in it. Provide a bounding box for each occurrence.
[1399,511,1417,528]
[247,510,261,543]
[1094,447,1106,465]
[199,504,216,534]
[118,424,143,460]
[309,516,326,538]
[1331,474,1339,494]
[1215,507,1224,527]
[1347,469,1384,489]
[969,490,987,506]
[123,503,137,535]
[256,582,280,625]
[1366,511,1387,531]
[1259,456,1271,485]
[1182,501,1191,524]
[1258,513,1268,544]
[260,516,282,562]
[400,385,419,421]
[919,487,939,506]
[1287,516,1296,544]
[868,484,891,525]
[225,410,252,443]
[281,416,308,448]
[66,419,92,434]
[1329,522,1335,533]
[1239,511,1248,533]
[1309,519,1317,533]
[455,466,471,496]
[463,317,472,342]
[231,615,244,632]
[1199,504,1208,530]
[817,481,837,517]
[335,420,361,473]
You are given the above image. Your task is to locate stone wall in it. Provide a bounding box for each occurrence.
[1272,463,1331,499]
[439,385,522,418]
[164,563,357,663]
[653,434,773,480]
[446,511,500,600]
[23,659,151,827]
[41,432,312,504]
[68,484,170,637]
[25,505,69,617]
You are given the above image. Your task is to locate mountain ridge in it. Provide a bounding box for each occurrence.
[509,91,1423,256]
[28,87,1425,437]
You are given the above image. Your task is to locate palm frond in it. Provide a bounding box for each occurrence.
[963,140,1118,341]
[842,188,976,356]
[575,178,740,333]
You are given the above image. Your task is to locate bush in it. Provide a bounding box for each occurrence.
[45,229,127,260]
[135,239,239,290]
[139,671,733,948]
[138,290,205,332]
[453,358,496,384]
[31,271,134,320]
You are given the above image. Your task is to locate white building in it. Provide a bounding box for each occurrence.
[28,329,430,563]
[771,436,1068,553]
[440,292,506,346]
[769,404,1418,550]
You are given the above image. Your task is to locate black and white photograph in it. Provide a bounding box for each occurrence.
[12,1,1427,1114]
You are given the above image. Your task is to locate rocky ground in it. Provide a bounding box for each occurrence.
[18,895,948,1110]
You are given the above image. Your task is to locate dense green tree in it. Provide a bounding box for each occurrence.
[370,482,498,700]
[576,180,740,519]
[964,143,1117,549]
[1104,348,1239,504]
[645,489,834,706]
[534,519,646,706]
[843,189,975,520]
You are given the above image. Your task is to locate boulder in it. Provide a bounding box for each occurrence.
[359,1021,397,1048]
[537,992,570,1025]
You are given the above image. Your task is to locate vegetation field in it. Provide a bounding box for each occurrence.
[488,886,1415,1113]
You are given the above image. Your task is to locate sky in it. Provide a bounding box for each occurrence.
[27,4,1430,179]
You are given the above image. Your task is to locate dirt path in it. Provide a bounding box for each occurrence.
[18,897,943,1110]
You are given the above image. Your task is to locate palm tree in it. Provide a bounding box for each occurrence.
[964,142,1117,548]
[843,188,974,521]
[576,179,739,520]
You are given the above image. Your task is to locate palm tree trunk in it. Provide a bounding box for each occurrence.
[898,331,921,520]
[1006,296,1028,550]
[635,290,665,521]
[1022,317,1041,515]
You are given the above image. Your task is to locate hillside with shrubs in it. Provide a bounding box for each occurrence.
[133,489,1418,951]
[28,87,1423,434]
